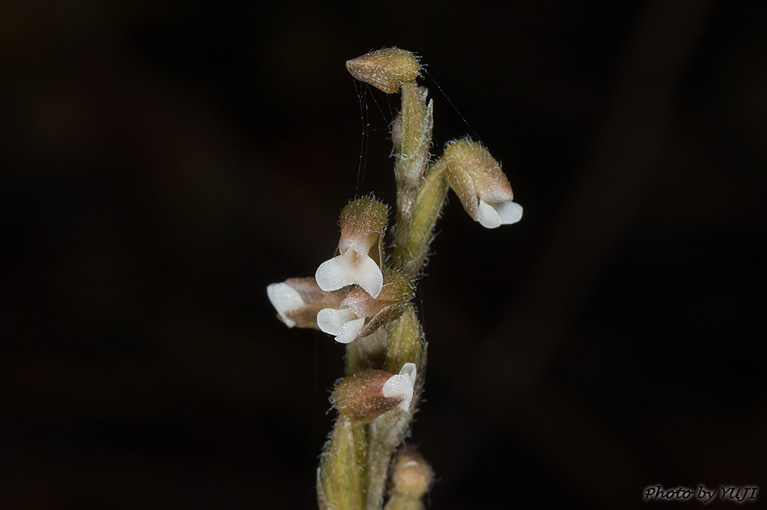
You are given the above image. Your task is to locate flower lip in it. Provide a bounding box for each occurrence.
[382,362,417,411]
[316,308,366,344]
[477,199,523,229]
[315,249,384,298]
[266,282,305,328]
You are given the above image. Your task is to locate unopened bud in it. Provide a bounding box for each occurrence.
[267,277,345,329]
[346,47,420,94]
[316,198,388,298]
[390,444,433,499]
[442,139,523,229]
[317,269,414,344]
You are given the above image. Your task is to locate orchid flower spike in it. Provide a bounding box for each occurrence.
[315,198,388,298]
[316,269,413,344]
[266,277,345,329]
[441,139,523,228]
[382,363,417,412]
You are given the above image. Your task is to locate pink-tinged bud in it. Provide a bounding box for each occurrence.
[316,269,413,344]
[315,198,388,298]
[390,443,434,499]
[442,139,523,229]
[266,277,345,329]
[346,47,420,94]
[332,363,417,422]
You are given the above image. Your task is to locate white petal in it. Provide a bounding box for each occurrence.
[477,199,502,229]
[315,250,383,298]
[334,317,366,344]
[400,362,417,382]
[494,200,523,225]
[266,283,305,328]
[382,362,417,411]
[316,308,358,335]
[315,253,357,291]
[353,253,383,298]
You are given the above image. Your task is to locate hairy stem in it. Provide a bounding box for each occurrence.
[393,82,433,270]
[364,307,426,509]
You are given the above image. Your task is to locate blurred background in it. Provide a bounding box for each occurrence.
[3,0,766,508]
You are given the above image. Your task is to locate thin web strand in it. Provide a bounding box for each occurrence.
[422,67,483,143]
[352,79,370,194]
[365,83,395,127]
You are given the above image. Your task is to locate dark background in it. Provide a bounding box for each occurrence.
[3,1,766,508]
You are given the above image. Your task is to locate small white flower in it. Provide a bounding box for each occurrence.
[316,270,413,345]
[266,277,346,330]
[442,139,523,229]
[316,307,366,344]
[315,198,388,298]
[266,282,305,328]
[315,248,383,298]
[382,363,417,411]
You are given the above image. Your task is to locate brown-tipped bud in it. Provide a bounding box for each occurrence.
[266,277,345,329]
[390,444,434,499]
[315,198,388,299]
[346,47,420,94]
[316,269,414,344]
[442,139,523,229]
[332,364,417,422]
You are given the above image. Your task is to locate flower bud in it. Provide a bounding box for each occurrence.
[316,198,388,298]
[390,444,433,499]
[346,47,420,94]
[266,277,345,329]
[442,139,523,228]
[317,269,414,344]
